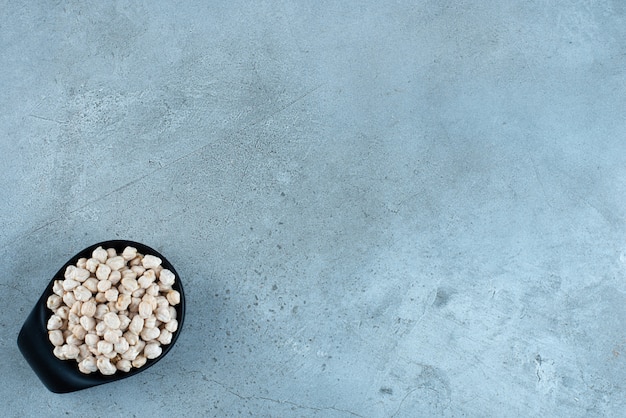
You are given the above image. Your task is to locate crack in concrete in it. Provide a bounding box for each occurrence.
[207,376,363,417]
[391,387,419,418]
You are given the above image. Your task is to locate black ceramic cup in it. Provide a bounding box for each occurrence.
[17,240,185,393]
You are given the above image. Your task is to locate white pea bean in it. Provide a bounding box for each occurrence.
[66,334,82,346]
[130,256,143,267]
[137,274,153,289]
[142,255,162,269]
[168,306,177,320]
[97,357,116,375]
[116,294,132,311]
[165,319,178,333]
[92,246,108,263]
[158,283,172,292]
[47,314,63,330]
[80,300,96,317]
[83,277,98,293]
[156,296,169,310]
[106,256,125,271]
[62,291,77,307]
[62,279,80,292]
[79,356,98,374]
[97,340,113,355]
[69,301,82,315]
[132,287,146,298]
[146,283,159,296]
[46,295,63,310]
[96,264,111,281]
[103,312,121,329]
[72,325,87,340]
[129,315,144,335]
[97,279,112,293]
[114,337,130,354]
[144,342,162,359]
[158,329,172,345]
[64,265,76,280]
[116,359,132,372]
[95,321,107,336]
[159,269,175,286]
[56,306,69,320]
[121,344,140,361]
[144,315,157,329]
[48,330,64,346]
[167,290,181,306]
[52,280,64,296]
[86,258,99,273]
[121,277,139,292]
[53,345,67,360]
[124,331,139,346]
[78,344,90,361]
[141,269,157,283]
[131,265,145,276]
[142,294,157,310]
[138,301,153,318]
[94,303,109,320]
[74,268,90,282]
[104,288,119,302]
[155,307,171,323]
[122,270,137,281]
[131,355,147,368]
[74,285,92,302]
[104,328,122,344]
[63,344,80,359]
[118,284,132,295]
[140,326,160,341]
[118,313,131,331]
[122,246,137,261]
[109,270,122,285]
[84,333,99,347]
[129,297,141,313]
[80,316,96,331]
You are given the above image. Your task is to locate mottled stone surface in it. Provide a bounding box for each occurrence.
[1,1,625,416]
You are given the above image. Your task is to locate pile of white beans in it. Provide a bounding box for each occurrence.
[46,246,180,375]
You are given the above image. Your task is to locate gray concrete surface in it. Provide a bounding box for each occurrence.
[1,1,625,416]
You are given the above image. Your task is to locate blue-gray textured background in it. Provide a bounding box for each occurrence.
[1,1,625,416]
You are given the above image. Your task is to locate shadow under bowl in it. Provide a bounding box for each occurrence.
[17,240,185,393]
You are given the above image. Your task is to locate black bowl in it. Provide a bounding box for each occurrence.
[17,240,185,393]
